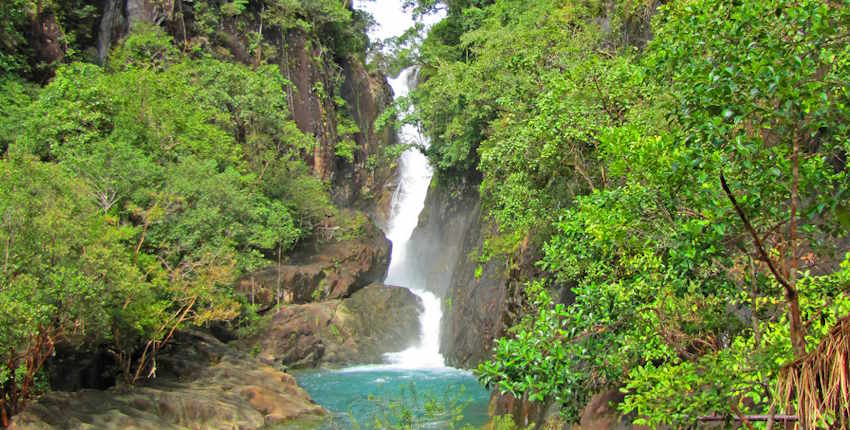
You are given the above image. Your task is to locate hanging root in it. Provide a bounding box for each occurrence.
[778,315,850,429]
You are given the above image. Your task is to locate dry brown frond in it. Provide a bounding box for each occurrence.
[778,315,850,429]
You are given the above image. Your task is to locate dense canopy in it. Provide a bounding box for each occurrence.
[405,0,850,427]
[0,1,380,424]
[2,0,850,428]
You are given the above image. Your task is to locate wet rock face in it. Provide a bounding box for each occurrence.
[125,0,157,28]
[409,184,538,369]
[235,214,391,308]
[405,184,510,369]
[11,331,325,430]
[439,205,510,368]
[422,185,633,428]
[256,284,423,368]
[578,390,635,430]
[97,0,127,64]
[371,169,399,232]
[438,199,526,369]
[334,56,399,208]
[279,33,396,206]
[404,185,480,297]
[29,10,65,82]
[487,391,551,429]
[281,30,339,181]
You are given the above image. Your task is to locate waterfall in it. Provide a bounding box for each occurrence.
[353,1,446,369]
[383,68,443,368]
[292,7,493,425]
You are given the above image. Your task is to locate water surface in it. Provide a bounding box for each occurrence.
[295,366,491,429]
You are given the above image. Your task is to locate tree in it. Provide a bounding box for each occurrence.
[649,2,850,425]
[471,0,850,427]
[0,156,144,425]
[5,26,323,397]
[651,0,850,362]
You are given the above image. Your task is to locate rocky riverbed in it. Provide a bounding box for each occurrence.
[10,331,325,430]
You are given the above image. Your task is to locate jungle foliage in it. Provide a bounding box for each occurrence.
[0,0,377,423]
[406,0,850,427]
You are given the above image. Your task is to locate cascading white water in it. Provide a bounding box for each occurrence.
[353,0,446,369]
[381,68,445,370]
[382,109,442,367]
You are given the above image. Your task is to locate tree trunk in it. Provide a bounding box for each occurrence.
[254,4,264,68]
[3,232,11,275]
[721,172,807,358]
[788,134,805,357]
[276,246,281,311]
[178,0,187,51]
[217,30,251,64]
[1,395,7,428]
[134,221,149,266]
[789,134,807,429]
[29,5,65,82]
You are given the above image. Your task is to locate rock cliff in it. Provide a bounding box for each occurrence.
[235,211,391,309]
[417,185,634,428]
[63,0,398,210]
[399,185,479,297]
[405,184,531,369]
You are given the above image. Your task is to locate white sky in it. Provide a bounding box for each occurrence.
[353,0,445,41]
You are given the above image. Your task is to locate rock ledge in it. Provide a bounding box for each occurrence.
[11,331,325,430]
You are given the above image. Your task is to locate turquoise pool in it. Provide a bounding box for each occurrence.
[293,365,491,429]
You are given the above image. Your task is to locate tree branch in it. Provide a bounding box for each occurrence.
[719,173,793,297]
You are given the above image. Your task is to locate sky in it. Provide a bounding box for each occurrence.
[352,0,445,41]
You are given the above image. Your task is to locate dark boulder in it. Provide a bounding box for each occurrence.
[254,284,423,368]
